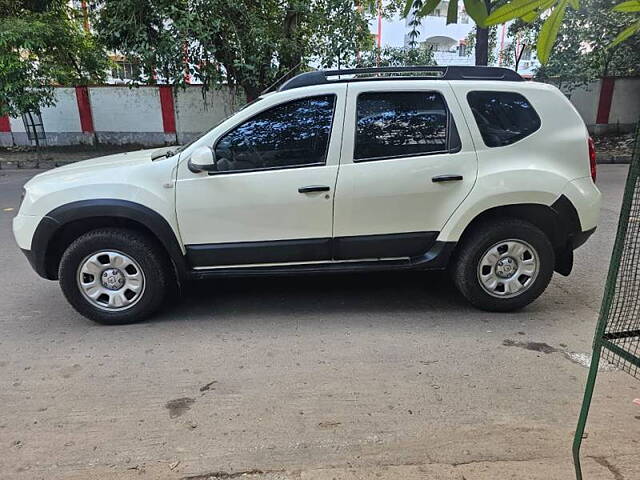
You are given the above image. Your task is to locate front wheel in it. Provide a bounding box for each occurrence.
[58,228,169,324]
[451,219,555,312]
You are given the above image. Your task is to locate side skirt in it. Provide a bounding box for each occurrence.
[189,241,456,279]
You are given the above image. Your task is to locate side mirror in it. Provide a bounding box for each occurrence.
[188,146,217,173]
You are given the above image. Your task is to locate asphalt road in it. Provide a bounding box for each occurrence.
[0,166,638,480]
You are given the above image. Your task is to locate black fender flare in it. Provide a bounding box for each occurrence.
[30,199,188,280]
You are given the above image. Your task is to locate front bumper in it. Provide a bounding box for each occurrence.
[14,214,59,279]
[20,248,40,274]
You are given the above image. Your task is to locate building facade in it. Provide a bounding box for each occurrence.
[372,3,540,77]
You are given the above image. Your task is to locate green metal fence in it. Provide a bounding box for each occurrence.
[573,122,640,480]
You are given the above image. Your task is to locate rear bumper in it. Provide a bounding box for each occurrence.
[561,177,602,233]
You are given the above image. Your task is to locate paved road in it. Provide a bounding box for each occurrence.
[0,166,638,480]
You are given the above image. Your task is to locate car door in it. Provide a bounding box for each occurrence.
[332,81,477,259]
[175,86,346,267]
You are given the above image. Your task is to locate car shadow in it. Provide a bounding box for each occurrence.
[154,270,488,324]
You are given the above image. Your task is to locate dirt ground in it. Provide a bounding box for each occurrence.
[0,166,638,480]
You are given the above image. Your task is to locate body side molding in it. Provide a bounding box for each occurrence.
[186,231,439,268]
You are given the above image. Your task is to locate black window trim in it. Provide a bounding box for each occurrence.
[352,89,459,163]
[208,93,338,176]
[466,89,542,148]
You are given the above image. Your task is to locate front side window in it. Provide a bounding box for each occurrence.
[214,95,335,173]
[467,91,541,147]
[354,92,448,161]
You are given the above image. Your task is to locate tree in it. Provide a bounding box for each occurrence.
[463,25,499,65]
[484,0,640,64]
[356,45,437,66]
[499,21,536,71]
[503,0,640,91]
[0,0,107,117]
[94,0,386,101]
[610,0,640,45]
[403,0,493,65]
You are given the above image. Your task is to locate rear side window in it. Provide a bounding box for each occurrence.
[354,92,448,161]
[467,91,541,147]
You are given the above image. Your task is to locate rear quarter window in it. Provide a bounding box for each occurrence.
[467,91,541,148]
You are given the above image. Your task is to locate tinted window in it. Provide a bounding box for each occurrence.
[467,91,541,147]
[354,92,448,161]
[214,95,335,172]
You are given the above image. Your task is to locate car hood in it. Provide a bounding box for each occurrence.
[35,147,174,177]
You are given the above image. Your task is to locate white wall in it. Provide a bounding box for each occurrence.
[89,86,168,145]
[8,88,91,146]
[2,78,636,148]
[565,81,600,126]
[610,78,640,125]
[174,86,237,143]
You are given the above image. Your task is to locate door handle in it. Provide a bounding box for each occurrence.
[298,185,330,193]
[432,174,463,183]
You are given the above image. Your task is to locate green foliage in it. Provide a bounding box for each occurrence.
[94,0,385,100]
[402,0,494,64]
[355,45,437,67]
[463,0,490,26]
[611,18,640,44]
[0,0,107,117]
[536,0,569,63]
[482,0,581,64]
[405,0,426,49]
[464,25,500,64]
[485,0,640,63]
[403,0,489,26]
[505,0,640,91]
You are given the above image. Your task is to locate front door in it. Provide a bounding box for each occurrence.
[332,82,478,259]
[176,86,346,267]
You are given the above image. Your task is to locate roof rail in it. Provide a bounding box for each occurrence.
[278,66,523,91]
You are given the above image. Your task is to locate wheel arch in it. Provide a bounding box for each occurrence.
[452,196,582,276]
[31,200,187,281]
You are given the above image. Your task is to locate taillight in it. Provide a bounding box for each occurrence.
[588,137,597,182]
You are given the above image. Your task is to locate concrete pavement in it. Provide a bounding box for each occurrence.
[0,166,638,480]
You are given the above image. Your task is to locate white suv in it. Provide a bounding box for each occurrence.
[13,66,602,324]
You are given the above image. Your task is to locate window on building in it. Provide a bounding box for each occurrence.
[214,95,336,173]
[467,91,541,147]
[354,91,449,161]
[111,61,141,81]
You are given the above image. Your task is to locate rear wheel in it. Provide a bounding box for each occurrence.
[59,228,169,324]
[452,219,555,311]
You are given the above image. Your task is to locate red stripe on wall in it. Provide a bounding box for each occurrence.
[0,115,10,132]
[596,77,615,124]
[75,86,94,133]
[159,86,176,134]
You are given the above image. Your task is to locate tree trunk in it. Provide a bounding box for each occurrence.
[475,0,492,66]
[475,27,489,65]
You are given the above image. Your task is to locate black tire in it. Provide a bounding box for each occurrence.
[451,218,555,312]
[58,228,170,324]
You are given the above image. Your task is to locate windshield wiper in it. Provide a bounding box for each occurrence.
[151,148,177,161]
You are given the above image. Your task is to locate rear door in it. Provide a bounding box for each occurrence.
[332,81,477,259]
